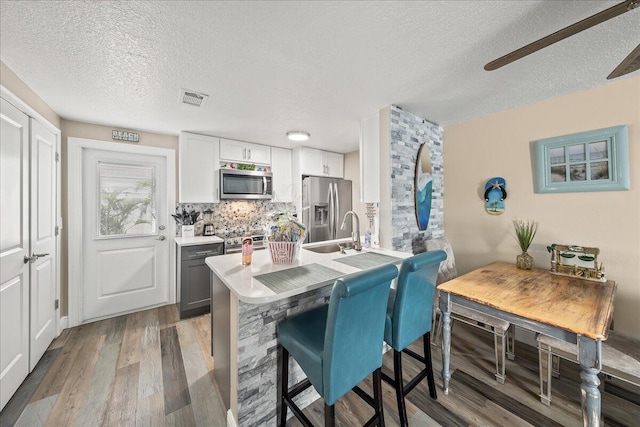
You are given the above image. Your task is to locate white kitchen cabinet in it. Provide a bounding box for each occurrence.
[298,147,324,176]
[359,113,380,202]
[179,132,220,203]
[219,138,271,165]
[271,147,293,202]
[323,151,344,178]
[295,147,344,178]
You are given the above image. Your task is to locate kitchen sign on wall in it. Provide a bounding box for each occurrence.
[112,130,139,142]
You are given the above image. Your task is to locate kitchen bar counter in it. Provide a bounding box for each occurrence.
[206,239,408,304]
[206,240,410,426]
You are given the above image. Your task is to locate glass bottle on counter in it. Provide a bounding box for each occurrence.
[241,226,253,265]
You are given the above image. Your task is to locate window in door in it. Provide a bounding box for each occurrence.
[98,162,157,237]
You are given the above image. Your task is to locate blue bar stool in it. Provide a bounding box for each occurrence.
[277,264,399,427]
[381,250,447,427]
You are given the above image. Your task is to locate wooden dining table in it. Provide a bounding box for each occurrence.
[438,261,617,427]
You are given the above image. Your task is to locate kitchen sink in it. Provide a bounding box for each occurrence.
[303,243,355,254]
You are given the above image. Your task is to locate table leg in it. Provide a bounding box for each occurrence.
[439,292,452,394]
[577,336,602,427]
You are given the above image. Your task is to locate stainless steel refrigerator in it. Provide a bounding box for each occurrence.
[302,176,352,243]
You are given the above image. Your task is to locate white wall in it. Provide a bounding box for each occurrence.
[444,76,640,339]
[344,151,368,236]
[1,61,61,129]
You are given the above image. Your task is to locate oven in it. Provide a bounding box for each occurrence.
[224,235,267,254]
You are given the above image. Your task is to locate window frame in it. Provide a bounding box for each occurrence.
[533,125,630,193]
[96,161,158,238]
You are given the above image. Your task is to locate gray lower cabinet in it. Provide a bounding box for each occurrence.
[177,242,224,318]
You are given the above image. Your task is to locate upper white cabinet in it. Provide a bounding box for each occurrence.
[323,151,344,178]
[295,147,344,178]
[179,132,220,203]
[219,138,271,165]
[271,147,293,202]
[359,113,380,202]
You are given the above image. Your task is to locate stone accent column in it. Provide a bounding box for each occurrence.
[388,105,444,253]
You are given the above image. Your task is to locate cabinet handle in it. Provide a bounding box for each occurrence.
[247,149,251,160]
[242,148,246,159]
[195,250,212,256]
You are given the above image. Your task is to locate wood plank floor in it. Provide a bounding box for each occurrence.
[291,324,640,427]
[1,305,638,426]
[0,305,226,427]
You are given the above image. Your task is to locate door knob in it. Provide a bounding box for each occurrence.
[157,235,166,241]
[24,252,50,263]
[159,225,166,230]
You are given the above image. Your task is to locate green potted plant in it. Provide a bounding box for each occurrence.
[513,218,538,269]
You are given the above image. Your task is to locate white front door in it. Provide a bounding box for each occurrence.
[0,98,30,410]
[29,118,58,369]
[80,148,170,323]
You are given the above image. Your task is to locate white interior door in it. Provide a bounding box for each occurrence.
[81,148,170,322]
[0,98,30,410]
[28,118,57,369]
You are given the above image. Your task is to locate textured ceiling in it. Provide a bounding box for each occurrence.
[1,1,639,153]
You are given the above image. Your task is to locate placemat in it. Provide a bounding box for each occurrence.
[333,252,403,270]
[254,263,344,294]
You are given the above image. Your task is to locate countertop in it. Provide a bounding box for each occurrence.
[175,235,224,247]
[205,238,410,304]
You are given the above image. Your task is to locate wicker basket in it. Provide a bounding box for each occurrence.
[267,241,301,264]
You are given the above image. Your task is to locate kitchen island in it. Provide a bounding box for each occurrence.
[206,241,410,426]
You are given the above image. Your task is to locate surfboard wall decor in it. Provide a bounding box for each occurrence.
[415,143,433,230]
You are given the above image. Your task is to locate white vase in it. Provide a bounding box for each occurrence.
[182,224,195,238]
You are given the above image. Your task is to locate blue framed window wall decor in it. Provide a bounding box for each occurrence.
[533,125,630,193]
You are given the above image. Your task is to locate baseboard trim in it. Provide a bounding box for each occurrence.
[227,409,237,427]
[58,316,68,336]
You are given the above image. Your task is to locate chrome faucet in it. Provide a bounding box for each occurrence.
[340,211,362,251]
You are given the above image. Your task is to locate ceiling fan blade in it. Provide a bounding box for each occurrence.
[485,0,639,71]
[607,44,640,79]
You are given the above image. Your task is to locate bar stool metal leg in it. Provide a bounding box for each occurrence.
[374,368,385,427]
[424,332,437,399]
[324,403,335,427]
[392,350,407,427]
[278,344,289,426]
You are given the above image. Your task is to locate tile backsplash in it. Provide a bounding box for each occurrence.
[175,201,296,239]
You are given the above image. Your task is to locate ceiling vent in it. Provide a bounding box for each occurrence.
[180,88,209,107]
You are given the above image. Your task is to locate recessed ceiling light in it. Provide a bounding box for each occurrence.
[286,131,310,141]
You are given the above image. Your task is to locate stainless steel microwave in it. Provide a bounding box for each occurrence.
[219,169,272,200]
